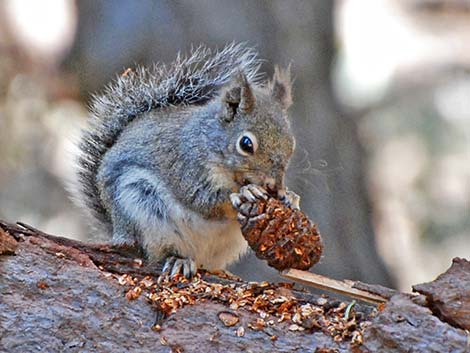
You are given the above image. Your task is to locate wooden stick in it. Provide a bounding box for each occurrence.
[281,269,389,305]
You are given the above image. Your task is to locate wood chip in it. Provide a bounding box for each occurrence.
[236,326,245,337]
[218,311,239,327]
[0,228,17,255]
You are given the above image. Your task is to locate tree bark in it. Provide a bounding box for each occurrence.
[0,221,467,353]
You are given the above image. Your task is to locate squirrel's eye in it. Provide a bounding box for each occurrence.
[236,132,258,156]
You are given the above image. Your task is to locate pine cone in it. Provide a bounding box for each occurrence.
[231,185,323,271]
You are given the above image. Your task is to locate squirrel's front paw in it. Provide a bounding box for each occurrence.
[162,256,197,278]
[230,184,268,209]
[230,184,300,210]
[278,189,301,210]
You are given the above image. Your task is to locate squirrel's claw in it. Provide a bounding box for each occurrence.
[162,256,197,279]
[240,186,257,202]
[231,184,298,209]
[246,184,268,200]
[230,193,243,208]
[231,184,269,214]
[279,189,301,210]
[235,184,269,203]
[231,185,270,231]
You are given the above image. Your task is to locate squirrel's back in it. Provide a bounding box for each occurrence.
[73,43,261,234]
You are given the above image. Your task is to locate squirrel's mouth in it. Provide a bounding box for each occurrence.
[234,173,278,193]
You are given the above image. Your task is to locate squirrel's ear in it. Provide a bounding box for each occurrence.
[270,66,292,110]
[221,72,256,122]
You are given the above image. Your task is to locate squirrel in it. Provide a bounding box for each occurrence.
[73,43,299,277]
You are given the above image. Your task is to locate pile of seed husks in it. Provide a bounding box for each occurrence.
[112,272,373,344]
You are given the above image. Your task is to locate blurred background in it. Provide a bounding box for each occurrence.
[0,0,468,290]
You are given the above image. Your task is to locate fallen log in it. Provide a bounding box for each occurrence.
[0,221,468,353]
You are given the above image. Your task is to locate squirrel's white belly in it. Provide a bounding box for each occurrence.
[114,166,247,270]
[142,199,248,270]
[174,215,247,270]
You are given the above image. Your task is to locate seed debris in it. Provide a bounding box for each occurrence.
[114,272,373,345]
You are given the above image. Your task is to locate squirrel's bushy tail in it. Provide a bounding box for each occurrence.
[73,43,261,235]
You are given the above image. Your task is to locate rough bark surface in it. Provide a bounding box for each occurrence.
[0,221,468,353]
[413,258,470,331]
[358,295,468,353]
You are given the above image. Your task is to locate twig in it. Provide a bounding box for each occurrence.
[281,269,390,305]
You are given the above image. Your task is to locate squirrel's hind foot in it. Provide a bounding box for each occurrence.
[161,256,197,279]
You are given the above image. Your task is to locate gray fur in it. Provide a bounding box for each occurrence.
[75,43,260,233]
[73,43,295,273]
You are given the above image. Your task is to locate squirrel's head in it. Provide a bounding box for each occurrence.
[215,67,295,193]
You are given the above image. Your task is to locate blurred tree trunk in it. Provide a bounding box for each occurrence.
[64,0,393,286]
[236,1,394,286]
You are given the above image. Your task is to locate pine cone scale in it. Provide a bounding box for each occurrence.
[232,187,323,271]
